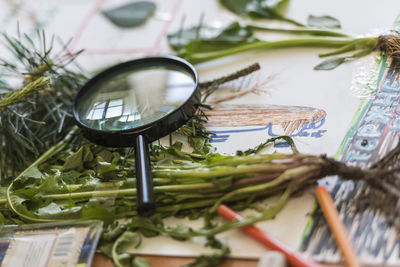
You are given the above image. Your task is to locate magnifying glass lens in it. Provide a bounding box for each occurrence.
[77,67,196,132]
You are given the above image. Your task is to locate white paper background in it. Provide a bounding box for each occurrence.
[1,0,399,259]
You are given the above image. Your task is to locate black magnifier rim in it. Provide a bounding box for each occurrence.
[73,56,200,147]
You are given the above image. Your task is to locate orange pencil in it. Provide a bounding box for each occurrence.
[217,204,322,267]
[316,186,361,267]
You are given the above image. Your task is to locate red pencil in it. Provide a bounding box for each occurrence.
[217,204,322,267]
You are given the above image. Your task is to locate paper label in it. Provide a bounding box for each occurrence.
[1,233,56,267]
[0,227,89,267]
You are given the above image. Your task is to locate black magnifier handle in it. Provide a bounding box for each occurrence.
[134,135,156,217]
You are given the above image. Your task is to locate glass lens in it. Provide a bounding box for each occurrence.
[77,66,196,131]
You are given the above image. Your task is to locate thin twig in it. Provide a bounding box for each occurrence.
[199,63,261,89]
[209,74,276,104]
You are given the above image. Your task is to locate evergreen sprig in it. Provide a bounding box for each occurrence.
[0,31,87,180]
[0,77,51,110]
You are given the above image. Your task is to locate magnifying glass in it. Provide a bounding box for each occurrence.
[73,56,200,217]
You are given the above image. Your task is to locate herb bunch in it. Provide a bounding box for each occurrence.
[0,31,87,180]
[168,0,400,70]
[1,131,400,266]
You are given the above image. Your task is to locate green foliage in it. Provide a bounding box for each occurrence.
[111,231,148,267]
[314,57,347,70]
[307,15,341,29]
[102,1,156,28]
[82,201,116,226]
[63,145,94,171]
[168,22,257,57]
[0,31,87,179]
[184,237,230,267]
[220,0,289,17]
[167,13,379,68]
[0,133,336,267]
[236,135,298,156]
[219,0,300,26]
[0,77,51,109]
[314,43,376,70]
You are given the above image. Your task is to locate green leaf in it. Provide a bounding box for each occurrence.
[219,0,289,18]
[307,15,341,29]
[314,56,346,70]
[168,22,256,52]
[111,231,147,267]
[184,237,230,267]
[36,202,62,216]
[166,224,193,241]
[236,135,298,155]
[63,145,94,171]
[14,174,58,198]
[59,170,82,184]
[315,49,373,71]
[168,26,216,50]
[97,149,114,163]
[263,0,290,14]
[189,137,211,155]
[81,201,115,226]
[23,166,43,179]
[220,0,249,16]
[0,212,7,225]
[14,187,40,198]
[102,1,156,28]
[102,221,128,241]
[8,194,38,219]
[38,175,59,193]
[129,216,164,237]
[96,157,117,176]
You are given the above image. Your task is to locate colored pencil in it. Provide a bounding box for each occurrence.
[316,186,361,267]
[217,204,323,267]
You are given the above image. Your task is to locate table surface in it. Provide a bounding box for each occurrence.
[92,253,347,267]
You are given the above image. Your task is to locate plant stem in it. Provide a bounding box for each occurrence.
[41,182,218,200]
[318,37,378,57]
[188,37,356,64]
[209,164,321,213]
[248,24,350,37]
[154,153,292,170]
[153,163,298,179]
[199,62,260,88]
[62,178,173,192]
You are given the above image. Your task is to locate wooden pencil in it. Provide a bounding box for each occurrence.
[316,186,361,267]
[218,204,323,267]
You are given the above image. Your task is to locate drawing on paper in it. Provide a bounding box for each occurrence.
[205,104,327,143]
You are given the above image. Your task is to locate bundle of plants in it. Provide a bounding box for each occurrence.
[0,129,399,266]
[168,0,400,69]
[0,32,87,180]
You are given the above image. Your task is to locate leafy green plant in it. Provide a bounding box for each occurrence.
[168,18,398,69]
[0,130,400,266]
